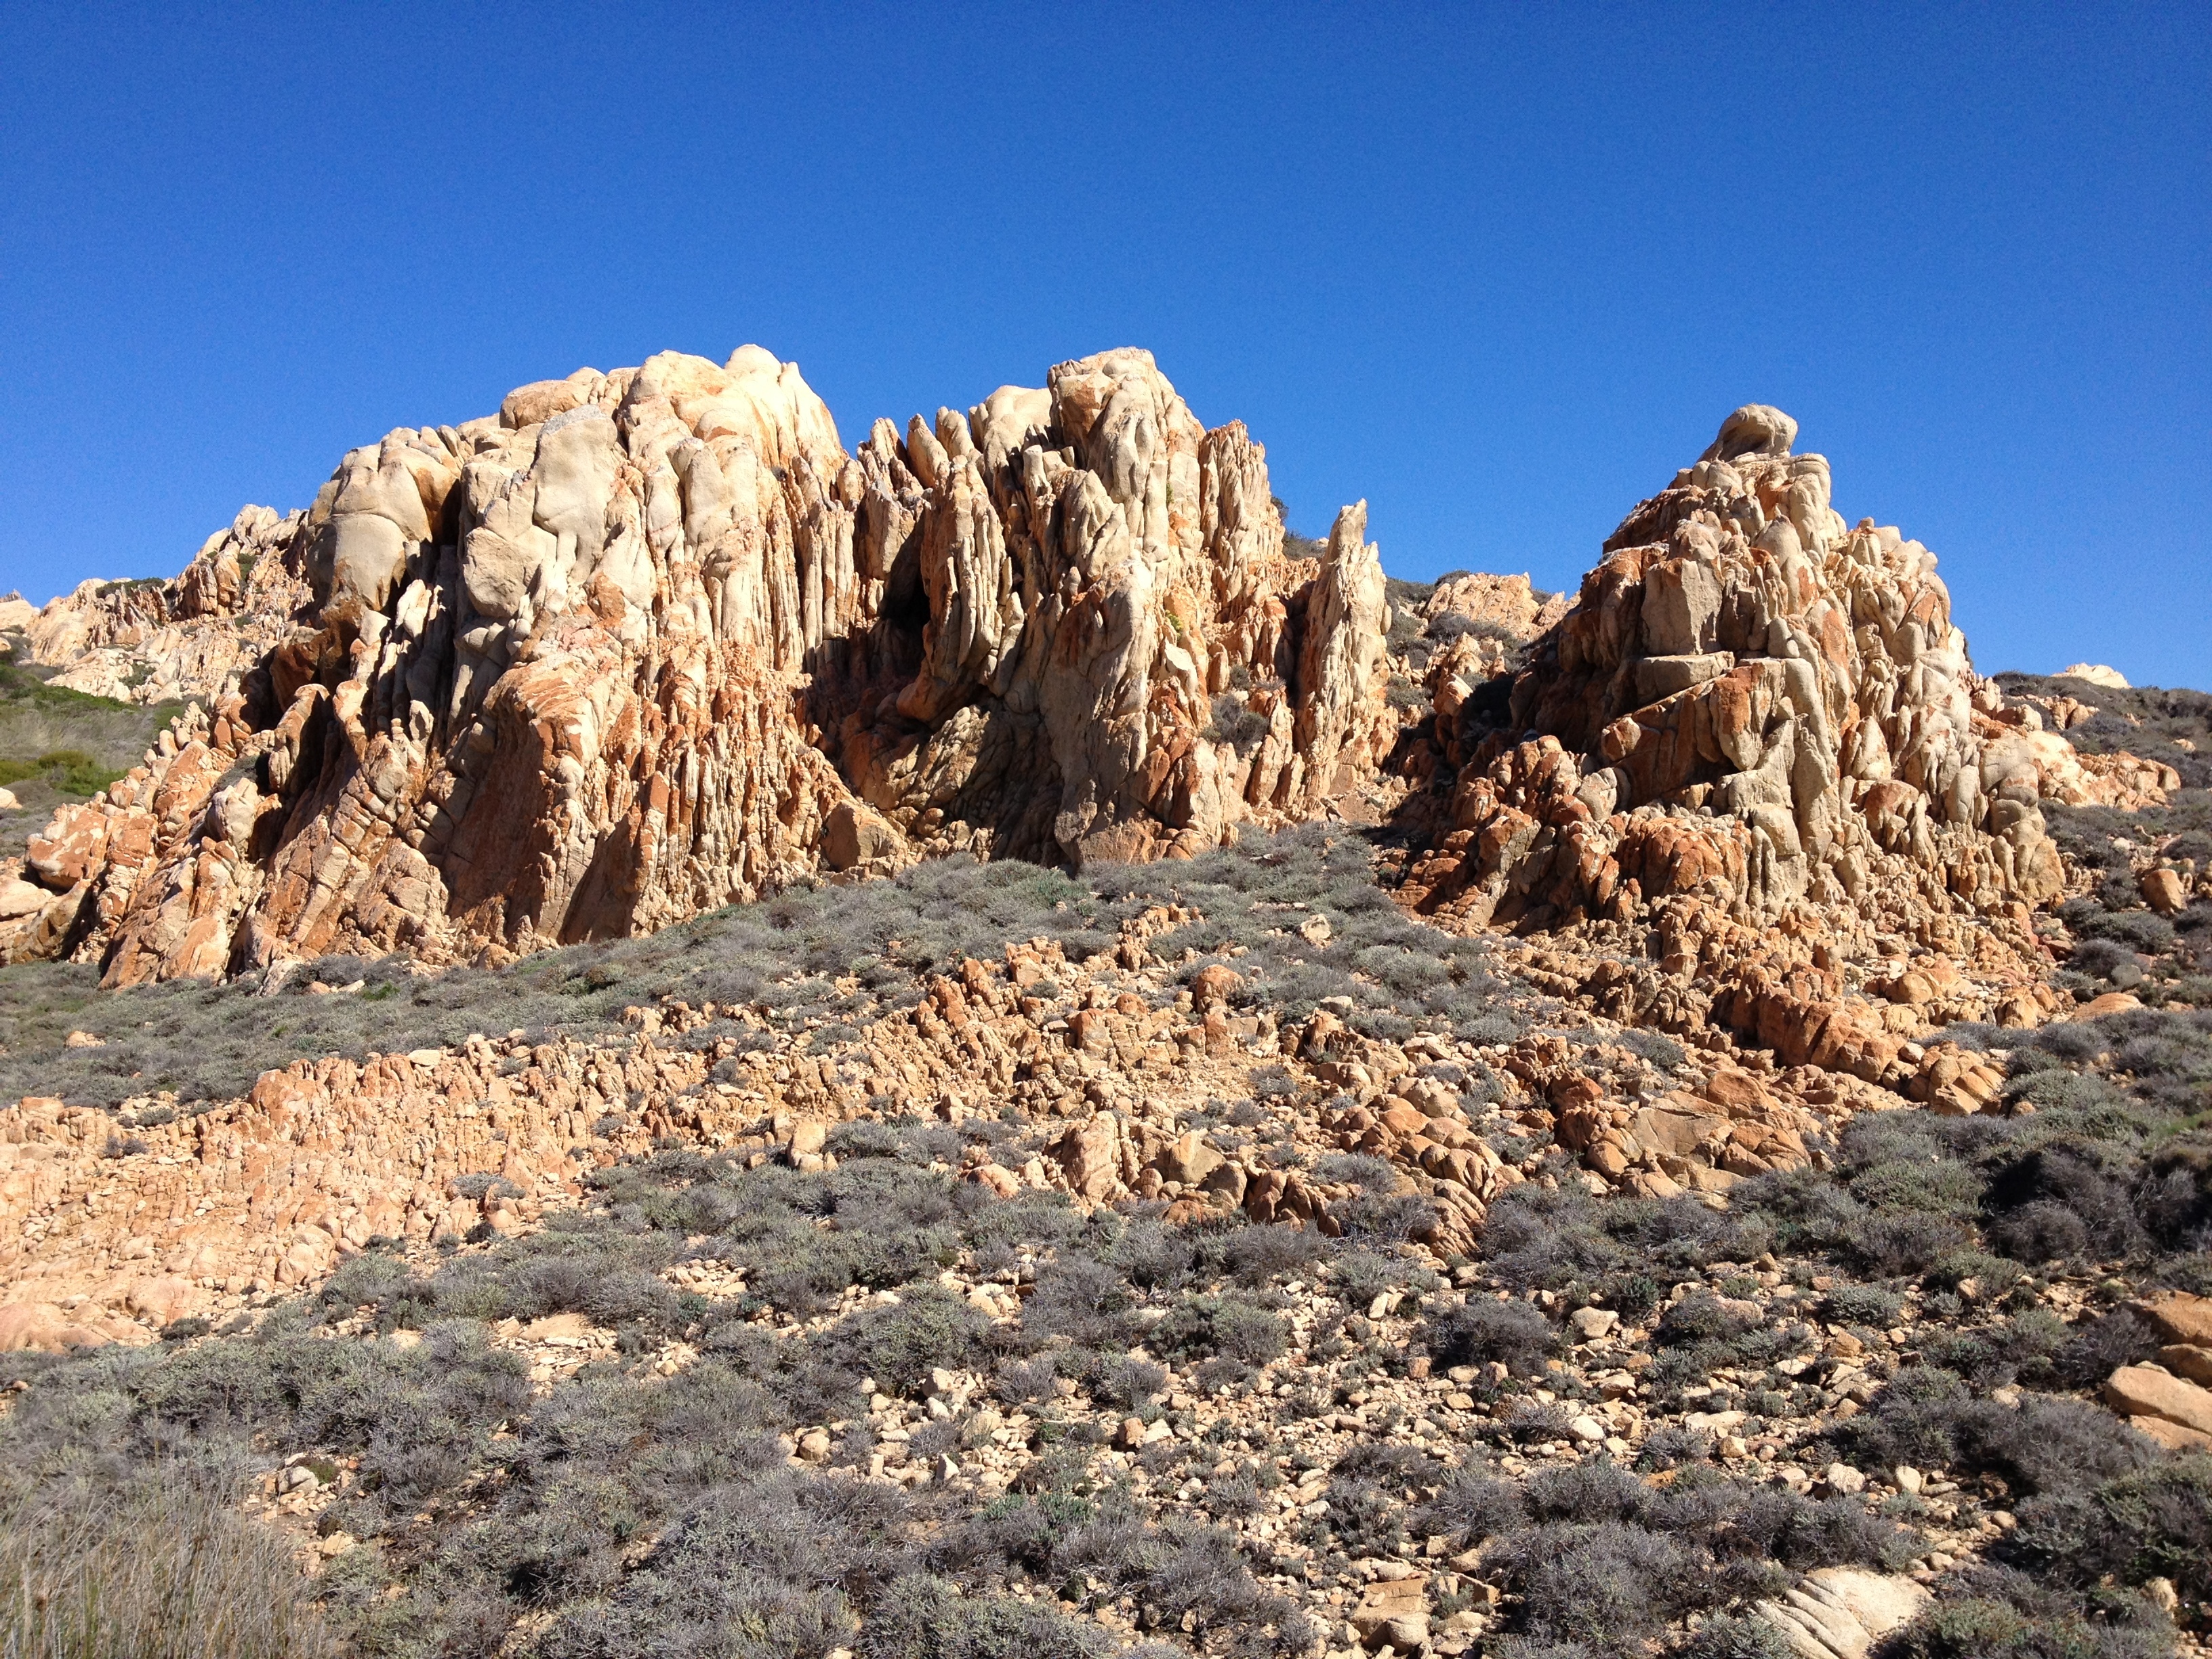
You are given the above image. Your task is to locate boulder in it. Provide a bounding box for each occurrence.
[1568,1306,1619,1341]
[2130,1416,2212,1454]
[2159,1345,2212,1386]
[124,1275,202,1326]
[1052,1111,1139,1202]
[2056,663,2129,689]
[1349,1574,1429,1652]
[1755,1567,1928,1659]
[1187,964,1244,1011]
[2106,1364,2212,1438]
[821,801,901,872]
[1153,1131,1224,1189]
[0,879,47,920]
[0,1300,148,1353]
[2135,1292,2212,1347]
[2141,867,2188,916]
[2079,991,2144,1019]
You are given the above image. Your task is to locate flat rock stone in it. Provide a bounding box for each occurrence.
[2106,1364,2212,1437]
[2135,1292,2212,1348]
[1757,1567,1928,1659]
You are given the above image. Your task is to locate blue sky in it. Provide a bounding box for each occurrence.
[3,5,2206,687]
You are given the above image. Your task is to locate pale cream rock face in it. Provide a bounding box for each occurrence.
[2056,661,2129,689]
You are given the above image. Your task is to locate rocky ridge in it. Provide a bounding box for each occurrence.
[7,346,1399,985]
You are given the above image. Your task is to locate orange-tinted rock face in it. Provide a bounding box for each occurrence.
[1401,405,2067,937]
[13,347,1401,983]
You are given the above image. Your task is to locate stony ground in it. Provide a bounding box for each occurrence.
[1,804,2209,1659]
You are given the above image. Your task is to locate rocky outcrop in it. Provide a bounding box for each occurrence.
[1401,405,2068,937]
[14,346,1398,983]
[1424,571,1571,662]
[2057,661,2129,689]
[1977,716,2179,811]
[1409,573,1576,742]
[22,506,312,704]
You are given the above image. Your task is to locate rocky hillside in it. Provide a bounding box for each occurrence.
[1,384,2207,1659]
[2,817,2209,1659]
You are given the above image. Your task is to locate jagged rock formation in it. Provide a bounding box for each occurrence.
[1401,405,2067,937]
[1424,571,1572,654]
[17,507,312,704]
[1414,572,1573,703]
[12,347,1399,983]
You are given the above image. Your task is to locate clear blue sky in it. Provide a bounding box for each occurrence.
[3,5,2206,687]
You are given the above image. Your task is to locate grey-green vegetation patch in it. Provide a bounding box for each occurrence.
[0,1122,1337,1659]
[1091,821,1523,1044]
[1,821,1524,1113]
[0,853,1124,1109]
[1446,990,2212,1653]
[0,1116,1946,1659]
[3,1061,2199,1656]
[0,661,185,858]
[0,661,182,774]
[0,1461,341,1658]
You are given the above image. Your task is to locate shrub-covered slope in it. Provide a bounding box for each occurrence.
[3,814,2209,1657]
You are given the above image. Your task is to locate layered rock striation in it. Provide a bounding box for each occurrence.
[1402,405,2067,937]
[16,347,1399,982]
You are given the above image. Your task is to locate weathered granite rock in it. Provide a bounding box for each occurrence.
[1351,1573,1430,1650]
[2106,1362,2212,1438]
[1401,406,2069,935]
[1994,723,2179,811]
[2057,662,2129,689]
[2141,867,2188,916]
[14,347,1396,982]
[1756,1567,1929,1659]
[2133,1291,2212,1348]
[0,1299,152,1353]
